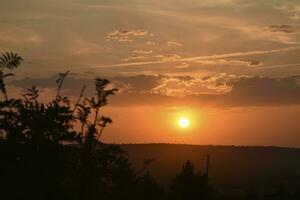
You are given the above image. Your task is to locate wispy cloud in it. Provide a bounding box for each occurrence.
[247,63,300,71]
[274,3,300,21]
[266,25,295,34]
[0,26,43,44]
[94,46,300,68]
[166,41,183,47]
[11,73,300,107]
[182,46,300,62]
[106,29,154,42]
[192,59,261,67]
[175,62,189,69]
[70,37,110,55]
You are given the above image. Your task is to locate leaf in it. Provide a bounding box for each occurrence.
[95,78,110,93]
[22,86,39,101]
[0,52,23,70]
[99,116,112,127]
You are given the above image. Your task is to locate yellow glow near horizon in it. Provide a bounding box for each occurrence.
[178,117,190,128]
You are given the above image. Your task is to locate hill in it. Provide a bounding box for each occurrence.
[121,144,300,193]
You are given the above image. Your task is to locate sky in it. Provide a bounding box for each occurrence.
[1,0,300,147]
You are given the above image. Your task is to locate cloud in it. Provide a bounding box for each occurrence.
[11,74,164,96]
[224,75,300,106]
[121,49,154,62]
[172,0,246,8]
[175,62,189,69]
[70,37,110,55]
[121,55,149,62]
[248,63,300,71]
[263,24,300,44]
[166,41,183,47]
[234,23,300,45]
[247,60,261,66]
[182,46,300,62]
[111,74,164,93]
[120,40,184,63]
[145,41,157,46]
[266,25,295,34]
[0,26,43,44]
[156,54,182,61]
[193,59,261,67]
[149,74,300,107]
[10,73,300,107]
[93,46,300,68]
[274,4,300,21]
[106,29,154,42]
[132,50,153,54]
[1,0,299,79]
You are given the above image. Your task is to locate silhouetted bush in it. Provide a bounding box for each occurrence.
[0,52,162,200]
[130,172,165,200]
[168,160,214,200]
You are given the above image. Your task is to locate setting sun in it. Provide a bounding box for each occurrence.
[179,117,190,128]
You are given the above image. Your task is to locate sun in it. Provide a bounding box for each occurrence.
[178,117,190,128]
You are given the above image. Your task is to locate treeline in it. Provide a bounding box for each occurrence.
[0,52,299,200]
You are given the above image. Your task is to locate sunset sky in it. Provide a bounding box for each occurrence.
[1,0,300,147]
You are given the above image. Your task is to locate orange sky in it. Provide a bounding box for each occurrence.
[2,0,300,147]
[98,105,300,147]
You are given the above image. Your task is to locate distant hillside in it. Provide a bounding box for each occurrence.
[121,144,300,192]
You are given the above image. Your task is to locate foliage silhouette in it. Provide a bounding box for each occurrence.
[168,160,214,200]
[0,52,162,200]
[127,172,165,200]
[0,52,23,100]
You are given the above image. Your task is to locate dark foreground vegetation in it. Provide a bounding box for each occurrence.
[123,144,300,200]
[0,52,299,200]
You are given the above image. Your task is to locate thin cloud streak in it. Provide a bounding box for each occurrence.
[93,46,300,68]
[248,63,300,71]
[181,46,300,61]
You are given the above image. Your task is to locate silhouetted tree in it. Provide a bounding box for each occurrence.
[243,189,261,200]
[127,172,165,200]
[0,53,78,199]
[294,186,300,199]
[0,52,165,200]
[275,183,287,197]
[168,160,214,200]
